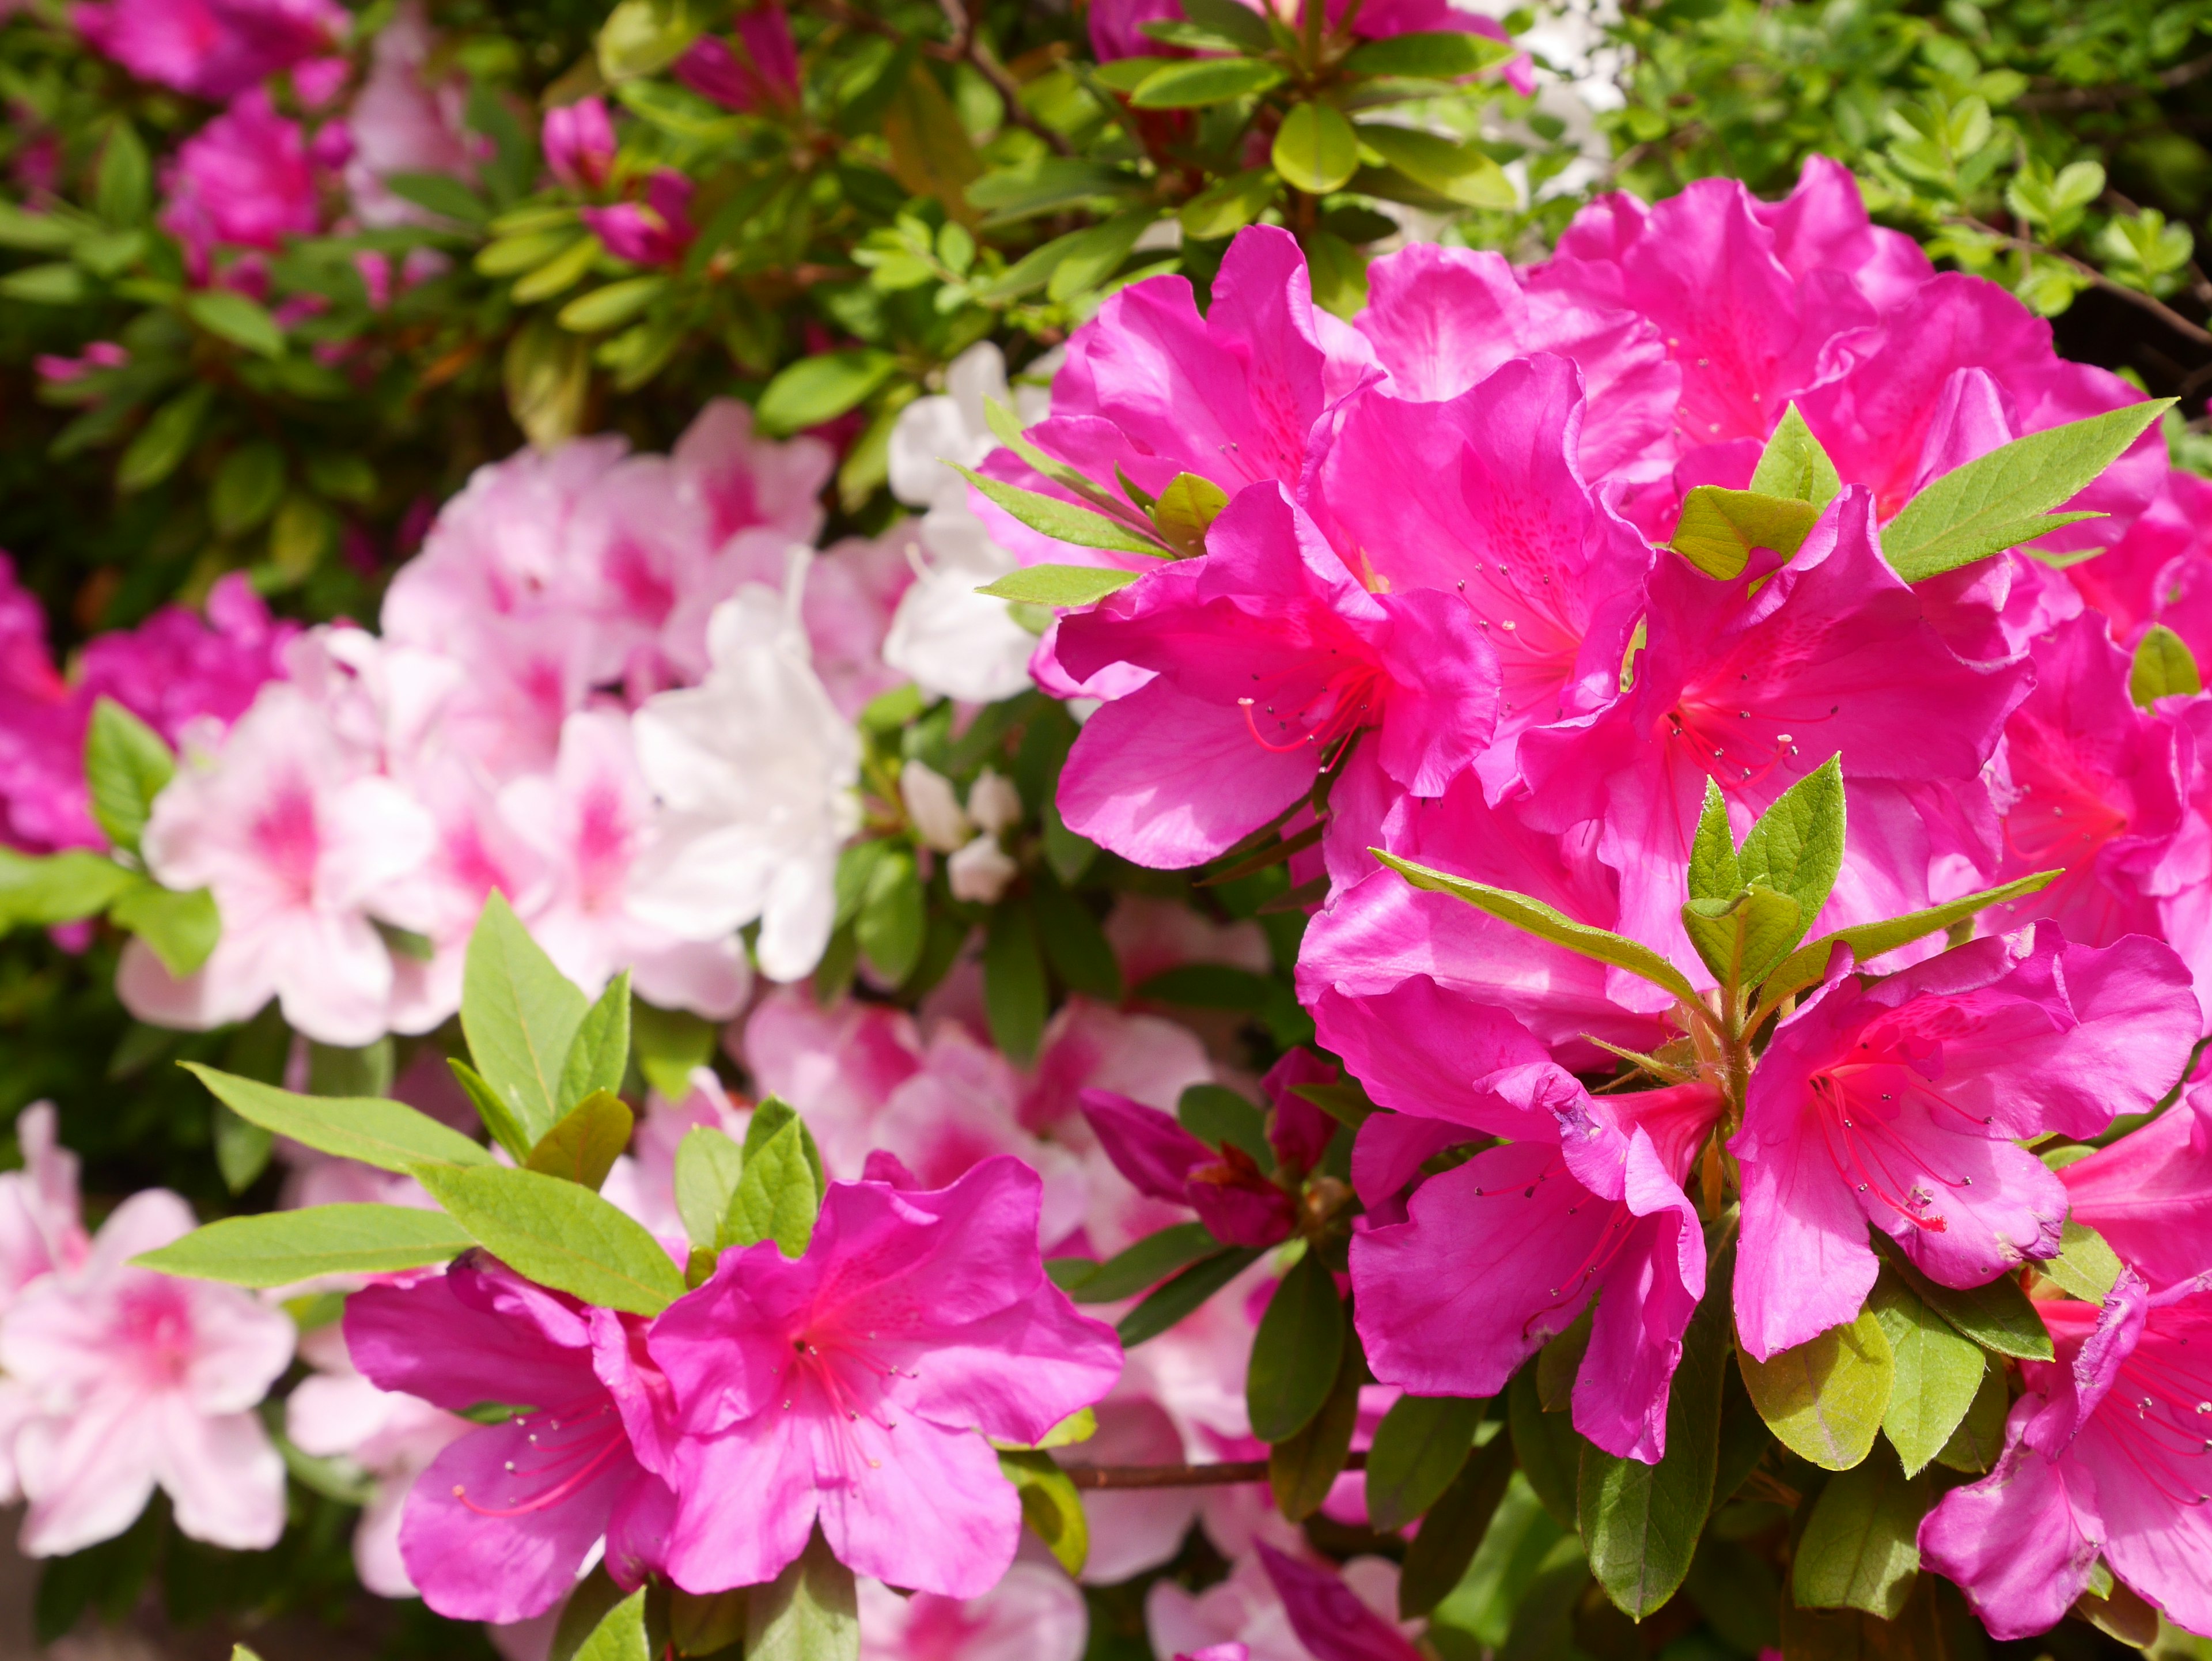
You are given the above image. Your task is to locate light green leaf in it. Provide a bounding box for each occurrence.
[952,464,1167,558]
[1883,400,2175,581]
[1179,168,1278,240]
[449,1057,535,1164]
[184,289,283,358]
[1399,1429,1516,1618]
[1738,755,1846,943]
[1052,1220,1221,1304]
[1869,1271,1986,1478]
[747,1528,859,1661]
[134,1204,475,1287]
[1749,404,1843,510]
[558,970,631,1114]
[745,1098,828,1195]
[1153,472,1232,558]
[412,1163,685,1315]
[523,1089,634,1191]
[2130,623,2201,706]
[968,160,1142,225]
[214,1106,274,1194]
[1343,29,1516,78]
[95,122,151,224]
[1376,850,1704,1007]
[976,565,1143,607]
[1934,1355,2010,1473]
[109,879,219,977]
[476,228,584,278]
[1366,1394,1485,1533]
[573,1587,649,1661]
[1270,1330,1363,1522]
[999,1450,1089,1575]
[727,1117,819,1258]
[1272,102,1361,196]
[0,203,82,252]
[1046,210,1153,303]
[511,233,603,304]
[558,275,667,334]
[1355,124,1516,207]
[1681,882,1802,993]
[382,171,489,226]
[2046,1219,2124,1304]
[1247,1248,1345,1443]
[1791,1445,1926,1618]
[84,697,174,855]
[1579,1240,1733,1618]
[1670,486,1823,580]
[1129,57,1286,108]
[549,1568,631,1661]
[757,350,899,436]
[182,1063,494,1174]
[673,1125,745,1251]
[631,1000,717,1102]
[1873,1237,2055,1361]
[1178,0,1277,49]
[1738,1307,1895,1471]
[0,847,134,930]
[462,892,589,1150]
[854,847,925,985]
[1687,779,1742,903]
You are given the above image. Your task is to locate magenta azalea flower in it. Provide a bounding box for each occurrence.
[1256,1542,1424,1661]
[72,0,344,100]
[158,88,323,267]
[1054,483,1499,868]
[541,96,615,191]
[646,1157,1121,1598]
[2056,1085,2212,1293]
[582,169,696,268]
[1080,1088,1294,1247]
[344,1255,679,1624]
[675,9,801,112]
[1919,1270,2212,1640]
[1731,925,2199,1359]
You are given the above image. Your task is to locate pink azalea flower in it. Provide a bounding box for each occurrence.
[1731,925,2200,1360]
[1054,482,1499,868]
[342,1,480,229]
[2054,1085,2212,1293]
[498,709,751,1019]
[1256,1542,1424,1661]
[71,0,344,100]
[1306,351,1655,796]
[1080,1088,1294,1248]
[542,96,615,191]
[0,1189,293,1556]
[0,1105,88,1319]
[2066,466,2212,647]
[1919,1270,2212,1640]
[1517,489,2029,985]
[119,682,438,1046]
[1086,0,1183,60]
[1149,1550,1408,1661]
[1748,154,1936,317]
[646,1157,1122,1598]
[673,9,801,112]
[160,88,322,261]
[344,1256,680,1623]
[976,227,1376,570]
[855,1561,1089,1661]
[582,169,696,268]
[671,396,832,549]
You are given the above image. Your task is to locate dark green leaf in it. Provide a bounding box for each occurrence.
[1179,1083,1272,1169]
[549,1568,630,1661]
[1508,1364,1585,1529]
[1248,1248,1345,1443]
[462,892,589,1149]
[1400,1430,1516,1618]
[983,899,1048,1065]
[413,1163,686,1315]
[1791,1444,1926,1618]
[1270,1330,1363,1520]
[116,383,213,492]
[1118,1245,1264,1345]
[182,1062,494,1173]
[1056,1221,1221,1303]
[1366,1394,1484,1532]
[1032,876,1123,1002]
[631,1000,717,1102]
[524,1089,634,1190]
[134,1204,475,1287]
[1670,486,1823,580]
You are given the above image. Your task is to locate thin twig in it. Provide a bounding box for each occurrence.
[2016,49,2212,112]
[1059,1451,1369,1490]
[935,0,1075,155]
[1952,215,2212,349]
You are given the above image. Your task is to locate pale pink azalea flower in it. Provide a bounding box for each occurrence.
[0,1189,293,1556]
[0,1105,88,1316]
[343,1,480,229]
[856,1560,1088,1661]
[120,682,437,1046]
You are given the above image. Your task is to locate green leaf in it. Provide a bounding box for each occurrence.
[671,1589,750,1658]
[1179,169,1278,240]
[478,229,584,278]
[412,1163,685,1315]
[214,1106,274,1194]
[855,849,925,985]
[571,1587,649,1661]
[1791,1445,1926,1618]
[1508,1364,1586,1530]
[212,442,287,538]
[1868,1271,1986,1478]
[382,171,491,226]
[182,1062,495,1174]
[1152,472,1231,557]
[1046,210,1154,303]
[109,879,219,977]
[0,848,134,929]
[1376,851,1704,1006]
[449,1057,535,1164]
[1,261,90,304]
[1400,1429,1517,1618]
[1272,102,1361,195]
[727,1117,819,1258]
[1670,486,1823,580]
[524,1089,634,1190]
[558,275,668,334]
[999,1450,1089,1575]
[953,464,1167,558]
[0,203,82,252]
[462,892,589,1150]
[1687,780,1742,904]
[976,565,1143,607]
[1871,1234,2055,1361]
[505,315,593,448]
[2046,1219,2124,1303]
[1130,57,1286,108]
[1354,124,1516,207]
[116,384,213,493]
[1179,1084,1272,1169]
[1247,1248,1345,1443]
[511,233,603,304]
[1366,1394,1485,1532]
[745,1098,828,1196]
[2130,623,2201,706]
[968,160,1142,224]
[983,898,1048,1065]
[1749,404,1843,510]
[1178,0,1277,48]
[184,289,284,358]
[558,970,632,1114]
[1032,876,1124,1003]
[1738,1307,1895,1471]
[631,1000,717,1102]
[134,1204,475,1287]
[1681,883,1802,993]
[747,1528,859,1661]
[1579,1240,1733,1618]
[1739,755,1846,944]
[1343,29,1515,77]
[673,1125,745,1251]
[96,122,152,225]
[757,350,899,436]
[1118,1245,1264,1345]
[1934,1355,2009,1473]
[1883,401,2175,581]
[1270,1329,1363,1521]
[1054,1221,1220,1303]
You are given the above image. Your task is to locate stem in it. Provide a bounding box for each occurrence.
[1058,1451,1369,1489]
[1950,214,2212,349]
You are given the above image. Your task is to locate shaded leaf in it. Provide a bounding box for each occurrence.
[1791,1444,1926,1618]
[524,1089,634,1190]
[1118,1245,1264,1345]
[1400,1429,1516,1618]
[1366,1394,1484,1532]
[1248,1248,1344,1443]
[999,1450,1089,1575]
[747,1529,858,1661]
[1270,1330,1363,1522]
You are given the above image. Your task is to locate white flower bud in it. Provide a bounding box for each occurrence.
[948,833,1018,905]
[900,760,971,853]
[966,767,1022,836]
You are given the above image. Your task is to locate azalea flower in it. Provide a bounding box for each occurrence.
[0,1104,88,1316]
[0,1189,293,1556]
[582,170,696,268]
[1731,924,2199,1359]
[856,1561,1088,1661]
[646,1157,1122,1598]
[542,97,615,191]
[71,0,344,100]
[342,1,480,229]
[2056,1084,2212,1292]
[344,1254,680,1623]
[674,9,802,112]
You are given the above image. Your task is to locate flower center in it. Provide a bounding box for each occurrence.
[449,1394,628,1519]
